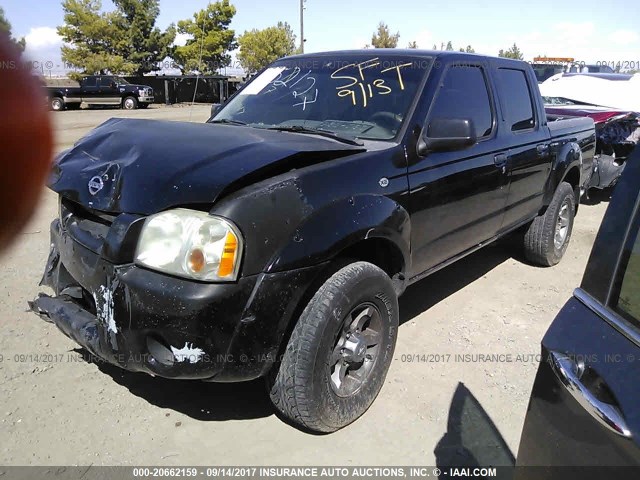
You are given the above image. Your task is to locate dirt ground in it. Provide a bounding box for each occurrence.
[0,104,611,466]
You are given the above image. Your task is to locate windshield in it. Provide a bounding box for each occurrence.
[114,76,130,85]
[212,54,431,140]
[532,64,565,83]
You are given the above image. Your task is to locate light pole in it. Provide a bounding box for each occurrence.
[300,0,306,53]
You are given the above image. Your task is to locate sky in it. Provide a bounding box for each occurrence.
[2,0,639,76]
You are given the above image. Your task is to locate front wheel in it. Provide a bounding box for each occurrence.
[267,261,399,432]
[523,181,576,266]
[122,96,138,110]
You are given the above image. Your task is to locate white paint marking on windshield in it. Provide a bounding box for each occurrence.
[240,66,287,95]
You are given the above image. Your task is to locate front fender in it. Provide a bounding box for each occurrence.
[266,195,411,274]
[544,141,582,205]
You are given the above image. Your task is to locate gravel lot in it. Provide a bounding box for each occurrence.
[0,104,610,466]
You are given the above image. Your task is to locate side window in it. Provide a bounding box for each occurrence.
[614,225,640,324]
[428,65,493,138]
[83,77,97,88]
[99,77,113,87]
[496,69,535,131]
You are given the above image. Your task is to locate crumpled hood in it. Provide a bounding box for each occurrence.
[50,118,365,214]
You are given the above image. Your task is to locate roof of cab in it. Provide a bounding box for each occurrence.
[284,49,527,66]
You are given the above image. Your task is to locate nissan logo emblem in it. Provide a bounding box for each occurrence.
[88,176,104,195]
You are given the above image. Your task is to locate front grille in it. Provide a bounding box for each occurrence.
[60,198,118,253]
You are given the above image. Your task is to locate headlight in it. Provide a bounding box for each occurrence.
[135,209,243,282]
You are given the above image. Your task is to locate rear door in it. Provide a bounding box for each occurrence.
[80,76,99,103]
[516,149,640,475]
[407,61,510,277]
[494,64,553,232]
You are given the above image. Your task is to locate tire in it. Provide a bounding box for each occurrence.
[50,97,65,111]
[267,261,399,432]
[122,96,138,110]
[523,182,576,266]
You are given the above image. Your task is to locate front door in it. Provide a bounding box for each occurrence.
[97,76,122,105]
[407,62,509,278]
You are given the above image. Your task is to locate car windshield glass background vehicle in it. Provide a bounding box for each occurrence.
[213,55,431,140]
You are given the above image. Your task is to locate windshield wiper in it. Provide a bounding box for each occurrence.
[265,125,364,146]
[209,119,247,126]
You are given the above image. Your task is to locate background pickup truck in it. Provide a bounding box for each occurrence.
[33,51,596,433]
[47,75,154,111]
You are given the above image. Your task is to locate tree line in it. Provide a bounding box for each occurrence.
[2,2,529,79]
[55,0,298,77]
[369,22,524,59]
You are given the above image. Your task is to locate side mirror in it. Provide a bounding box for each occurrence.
[418,118,477,155]
[211,103,222,117]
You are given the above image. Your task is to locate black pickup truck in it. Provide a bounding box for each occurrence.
[47,75,154,111]
[31,50,595,432]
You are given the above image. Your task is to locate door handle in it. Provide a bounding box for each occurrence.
[494,153,507,166]
[494,153,508,173]
[536,144,549,155]
[549,351,631,437]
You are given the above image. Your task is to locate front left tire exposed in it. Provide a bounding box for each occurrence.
[122,96,138,110]
[267,261,399,433]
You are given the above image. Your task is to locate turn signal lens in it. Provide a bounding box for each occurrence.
[218,231,238,277]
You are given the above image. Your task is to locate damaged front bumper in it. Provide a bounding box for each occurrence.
[31,218,325,382]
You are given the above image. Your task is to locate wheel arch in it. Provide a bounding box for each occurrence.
[258,195,410,372]
[561,164,582,214]
[542,141,582,214]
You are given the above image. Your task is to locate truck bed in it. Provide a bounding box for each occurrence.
[547,116,595,138]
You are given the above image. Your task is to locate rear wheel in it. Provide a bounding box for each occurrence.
[122,96,138,110]
[267,261,399,432]
[50,97,64,111]
[523,182,576,266]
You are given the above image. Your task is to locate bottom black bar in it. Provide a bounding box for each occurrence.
[0,466,639,480]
